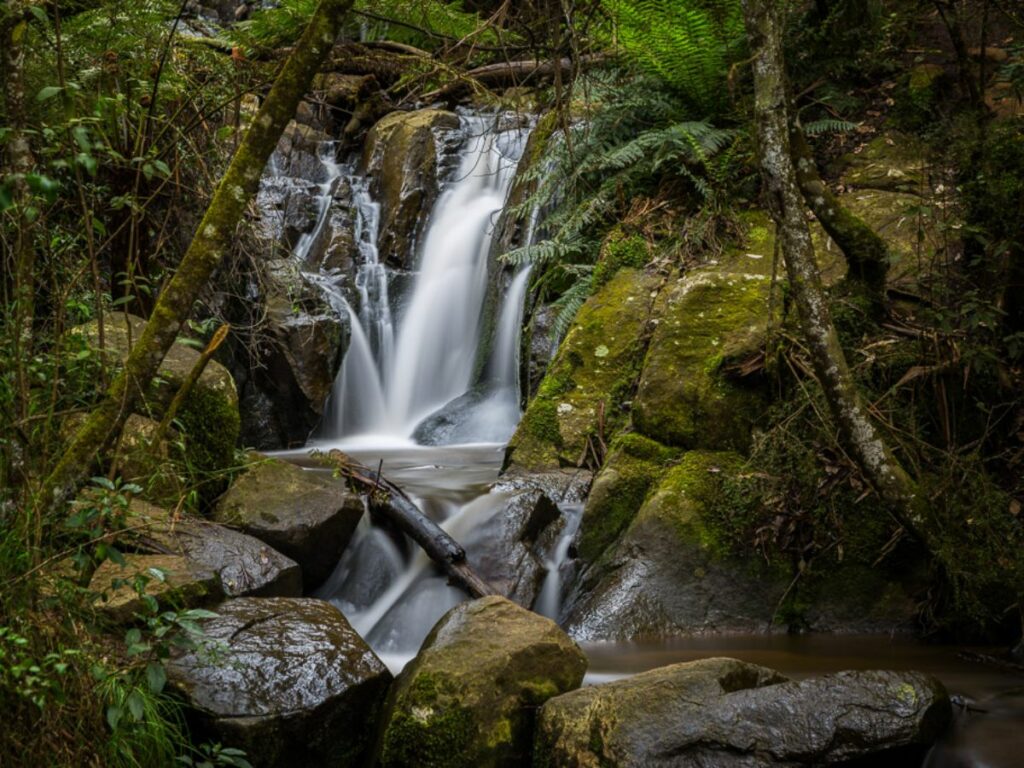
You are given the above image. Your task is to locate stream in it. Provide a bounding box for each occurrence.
[269,111,1024,767]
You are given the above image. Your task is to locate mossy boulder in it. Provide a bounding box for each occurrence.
[89,553,223,623]
[577,433,679,563]
[535,657,951,767]
[168,597,392,768]
[378,595,587,768]
[506,268,661,471]
[125,499,302,599]
[631,270,771,452]
[564,451,787,639]
[592,228,650,289]
[363,109,460,268]
[107,413,186,507]
[212,457,363,590]
[71,313,240,482]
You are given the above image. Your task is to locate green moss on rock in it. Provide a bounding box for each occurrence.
[70,313,240,496]
[506,269,661,471]
[578,433,680,563]
[593,228,650,288]
[632,271,771,451]
[378,596,587,768]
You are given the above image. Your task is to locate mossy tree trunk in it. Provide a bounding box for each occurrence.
[789,121,889,305]
[742,0,926,541]
[3,1,37,422]
[39,0,354,511]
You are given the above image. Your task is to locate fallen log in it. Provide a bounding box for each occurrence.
[425,53,608,101]
[321,449,497,599]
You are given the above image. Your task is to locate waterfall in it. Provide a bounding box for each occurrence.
[317,114,530,445]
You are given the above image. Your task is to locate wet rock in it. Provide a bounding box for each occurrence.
[525,303,559,399]
[168,597,392,768]
[460,486,561,607]
[412,385,520,446]
[378,595,587,768]
[363,109,460,268]
[506,268,662,472]
[576,433,679,563]
[632,270,771,451]
[90,553,222,623]
[126,499,302,598]
[536,658,951,767]
[212,457,363,589]
[564,452,787,639]
[71,313,240,481]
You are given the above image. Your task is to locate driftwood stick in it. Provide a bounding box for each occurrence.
[323,449,497,599]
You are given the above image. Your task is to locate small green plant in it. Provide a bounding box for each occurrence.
[0,626,81,709]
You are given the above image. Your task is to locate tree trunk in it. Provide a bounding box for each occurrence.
[39,0,354,511]
[325,450,497,599]
[3,2,37,422]
[742,0,926,539]
[789,121,889,304]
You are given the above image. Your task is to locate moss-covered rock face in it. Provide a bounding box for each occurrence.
[112,414,186,507]
[363,109,460,268]
[506,268,662,471]
[565,451,787,639]
[212,456,363,590]
[631,271,771,452]
[535,659,950,768]
[378,596,587,768]
[592,228,650,289]
[577,433,679,563]
[72,313,240,485]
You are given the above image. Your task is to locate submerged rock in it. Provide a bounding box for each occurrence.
[363,109,460,268]
[168,597,392,768]
[378,595,587,768]
[565,451,787,639]
[126,499,302,598]
[536,657,951,767]
[212,457,363,589]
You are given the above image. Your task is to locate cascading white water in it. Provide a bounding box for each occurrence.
[319,114,529,444]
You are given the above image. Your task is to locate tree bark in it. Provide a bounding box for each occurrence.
[39,0,354,511]
[789,121,889,303]
[742,0,926,539]
[3,1,37,422]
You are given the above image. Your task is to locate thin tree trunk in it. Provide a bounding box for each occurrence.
[789,121,889,303]
[3,1,37,423]
[742,0,926,540]
[39,0,354,511]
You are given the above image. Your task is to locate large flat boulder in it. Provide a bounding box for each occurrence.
[127,499,302,598]
[378,595,587,768]
[168,597,392,768]
[213,457,363,589]
[536,658,951,767]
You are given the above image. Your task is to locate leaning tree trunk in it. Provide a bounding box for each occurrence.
[789,121,889,304]
[40,0,354,510]
[742,0,926,540]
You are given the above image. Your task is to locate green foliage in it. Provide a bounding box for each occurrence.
[235,0,502,53]
[602,0,744,113]
[0,627,81,710]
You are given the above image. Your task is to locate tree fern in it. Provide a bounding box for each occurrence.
[602,0,744,115]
